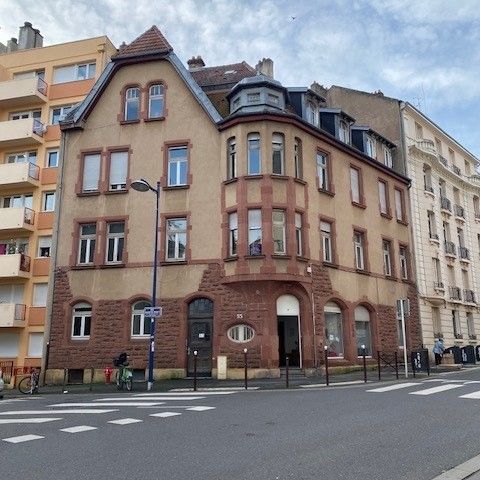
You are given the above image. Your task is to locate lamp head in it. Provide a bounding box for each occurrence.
[131,179,151,192]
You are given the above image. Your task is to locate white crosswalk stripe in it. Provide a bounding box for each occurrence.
[150,412,182,418]
[187,406,216,411]
[49,402,164,407]
[60,425,97,434]
[135,391,236,396]
[409,384,464,396]
[0,409,118,415]
[95,397,204,401]
[0,418,62,424]
[367,383,418,393]
[3,434,44,443]
[108,418,143,425]
[459,391,480,399]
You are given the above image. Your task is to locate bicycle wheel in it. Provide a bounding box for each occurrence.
[18,376,32,394]
[126,378,133,391]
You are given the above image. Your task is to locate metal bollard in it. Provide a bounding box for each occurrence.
[324,346,329,386]
[193,350,198,392]
[426,353,430,376]
[377,350,381,381]
[243,348,248,390]
[394,351,399,380]
[62,368,68,393]
[285,356,290,389]
[362,345,367,383]
[89,367,94,392]
[412,353,416,378]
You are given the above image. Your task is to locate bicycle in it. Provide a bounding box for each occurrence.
[115,365,133,391]
[18,368,40,394]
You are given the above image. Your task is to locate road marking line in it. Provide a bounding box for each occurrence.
[3,434,44,443]
[95,397,204,401]
[410,384,464,395]
[459,391,480,399]
[138,405,211,409]
[60,425,97,433]
[150,412,182,418]
[367,382,419,393]
[0,409,118,415]
[108,418,143,425]
[168,388,250,392]
[302,380,365,388]
[50,402,164,407]
[0,418,62,424]
[136,391,236,396]
[187,406,216,411]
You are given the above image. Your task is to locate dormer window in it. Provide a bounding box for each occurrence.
[306,103,318,126]
[365,135,376,158]
[383,146,393,168]
[339,121,349,144]
[247,92,260,103]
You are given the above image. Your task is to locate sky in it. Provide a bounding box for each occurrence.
[1,0,479,158]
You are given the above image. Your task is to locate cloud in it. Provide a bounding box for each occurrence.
[0,0,479,156]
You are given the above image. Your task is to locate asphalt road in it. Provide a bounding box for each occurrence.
[2,369,480,480]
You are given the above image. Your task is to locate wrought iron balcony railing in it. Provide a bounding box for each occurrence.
[440,196,451,212]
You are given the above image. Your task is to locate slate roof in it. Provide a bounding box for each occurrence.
[191,61,256,88]
[113,25,173,59]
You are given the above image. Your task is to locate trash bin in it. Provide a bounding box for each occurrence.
[461,345,476,364]
[411,349,429,372]
[445,346,462,364]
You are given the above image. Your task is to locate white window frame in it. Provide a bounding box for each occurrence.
[106,222,125,264]
[109,151,128,191]
[378,180,388,214]
[53,62,96,83]
[227,137,237,180]
[71,303,92,339]
[399,246,408,280]
[383,146,393,168]
[295,213,302,257]
[395,189,404,221]
[42,191,55,212]
[166,218,187,261]
[354,232,365,270]
[383,240,392,276]
[350,167,361,204]
[50,105,74,125]
[228,212,238,257]
[339,120,349,144]
[321,221,333,263]
[148,84,165,119]
[272,133,284,175]
[247,133,261,175]
[78,223,96,265]
[167,146,188,186]
[46,149,59,168]
[6,151,36,164]
[294,138,303,179]
[125,87,140,121]
[82,153,101,192]
[272,209,286,255]
[32,283,48,307]
[365,135,376,158]
[248,209,262,256]
[317,152,329,190]
[131,301,151,337]
[37,236,52,258]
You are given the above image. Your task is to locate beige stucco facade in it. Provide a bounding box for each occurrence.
[0,31,116,375]
[403,105,480,351]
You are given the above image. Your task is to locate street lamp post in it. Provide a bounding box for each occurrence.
[131,178,160,391]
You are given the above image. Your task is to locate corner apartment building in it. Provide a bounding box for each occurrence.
[0,22,116,372]
[47,26,421,382]
[326,86,480,354]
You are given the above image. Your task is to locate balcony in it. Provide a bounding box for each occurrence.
[424,184,434,195]
[0,207,35,233]
[0,118,44,148]
[464,289,476,304]
[416,139,436,156]
[444,241,456,256]
[433,281,445,290]
[440,196,452,213]
[449,286,462,301]
[0,253,31,279]
[459,246,470,261]
[438,155,448,167]
[475,210,480,221]
[0,162,39,191]
[453,204,465,219]
[452,165,461,176]
[0,304,26,327]
[0,77,47,108]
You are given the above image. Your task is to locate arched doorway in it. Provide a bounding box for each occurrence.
[276,295,301,367]
[187,298,213,377]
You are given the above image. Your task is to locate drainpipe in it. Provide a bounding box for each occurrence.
[309,265,317,369]
[40,130,67,386]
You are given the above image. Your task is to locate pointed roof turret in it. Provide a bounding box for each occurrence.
[113,25,173,59]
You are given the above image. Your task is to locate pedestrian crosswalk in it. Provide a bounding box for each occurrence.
[366,379,480,399]
[0,389,234,445]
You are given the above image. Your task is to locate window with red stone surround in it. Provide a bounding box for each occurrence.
[104,146,132,194]
[353,226,370,273]
[320,215,338,266]
[75,149,103,196]
[399,242,411,281]
[350,164,365,208]
[161,140,193,189]
[160,212,191,264]
[394,187,408,225]
[381,236,396,279]
[378,177,392,219]
[316,148,335,195]
[145,80,168,121]
[118,84,142,124]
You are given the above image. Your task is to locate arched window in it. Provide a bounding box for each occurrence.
[354,306,372,356]
[324,302,343,358]
[423,164,433,193]
[72,302,91,339]
[272,133,284,175]
[125,87,140,121]
[148,84,165,119]
[131,300,151,337]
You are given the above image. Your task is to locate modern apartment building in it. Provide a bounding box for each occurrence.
[326,86,480,354]
[0,22,116,372]
[47,26,421,382]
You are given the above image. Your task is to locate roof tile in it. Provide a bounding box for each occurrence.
[113,25,173,58]
[191,61,256,88]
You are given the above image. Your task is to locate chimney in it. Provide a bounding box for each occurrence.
[18,22,38,50]
[7,38,18,53]
[187,55,205,71]
[255,58,274,78]
[34,28,43,48]
[0,42,6,54]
